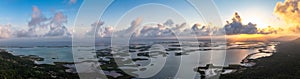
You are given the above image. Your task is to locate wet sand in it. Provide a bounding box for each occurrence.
[220,38,300,79]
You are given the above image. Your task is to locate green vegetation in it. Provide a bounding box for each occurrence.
[0,49,79,79]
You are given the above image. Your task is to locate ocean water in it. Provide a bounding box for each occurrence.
[0,38,102,64]
[0,38,277,78]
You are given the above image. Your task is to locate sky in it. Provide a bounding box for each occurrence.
[0,0,284,28]
[214,0,285,28]
[0,0,82,30]
[99,0,284,29]
[0,0,290,39]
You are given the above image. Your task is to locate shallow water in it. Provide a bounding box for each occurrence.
[4,47,101,64]
[0,40,278,78]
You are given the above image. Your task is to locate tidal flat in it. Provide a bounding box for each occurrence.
[220,38,300,79]
[0,39,281,78]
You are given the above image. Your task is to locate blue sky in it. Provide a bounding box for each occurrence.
[0,0,82,29]
[100,0,203,28]
[0,0,285,30]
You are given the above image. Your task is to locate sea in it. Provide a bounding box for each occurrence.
[0,38,277,78]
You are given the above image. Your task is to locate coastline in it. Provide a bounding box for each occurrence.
[1,39,297,78]
[0,49,79,79]
[220,38,300,79]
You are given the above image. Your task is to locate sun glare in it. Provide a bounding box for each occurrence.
[243,16,268,29]
[240,7,270,29]
[228,34,269,42]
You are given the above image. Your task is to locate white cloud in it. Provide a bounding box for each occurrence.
[16,6,71,37]
[0,24,12,38]
[274,0,300,32]
[100,26,114,37]
[86,20,104,37]
[45,12,70,37]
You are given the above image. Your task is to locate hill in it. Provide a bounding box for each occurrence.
[0,49,79,79]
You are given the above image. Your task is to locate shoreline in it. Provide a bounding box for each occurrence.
[0,48,135,79]
[0,40,289,78]
[220,38,300,79]
[0,49,79,79]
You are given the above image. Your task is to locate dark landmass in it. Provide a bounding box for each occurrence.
[0,49,79,79]
[18,55,44,61]
[220,38,300,79]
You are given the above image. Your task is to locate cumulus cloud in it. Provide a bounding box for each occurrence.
[223,12,282,35]
[132,19,189,37]
[223,12,259,34]
[86,20,104,36]
[19,6,49,37]
[29,6,48,28]
[88,18,221,38]
[191,23,217,35]
[173,22,187,33]
[45,12,71,36]
[258,26,278,34]
[100,26,114,37]
[89,13,284,38]
[86,21,114,38]
[137,24,174,37]
[111,17,143,37]
[0,24,12,38]
[274,0,300,32]
[16,6,71,37]
[125,17,143,36]
[86,13,281,38]
[134,20,220,37]
[88,18,186,38]
[163,19,174,27]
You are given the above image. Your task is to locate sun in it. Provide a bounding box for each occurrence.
[238,7,270,29]
[243,16,268,29]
